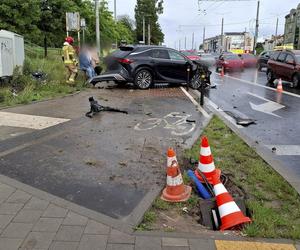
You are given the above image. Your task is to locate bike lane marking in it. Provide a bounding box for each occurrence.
[180,87,210,118]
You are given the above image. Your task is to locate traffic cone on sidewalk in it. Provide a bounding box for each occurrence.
[212,175,251,231]
[161,148,192,202]
[277,78,283,92]
[195,136,221,185]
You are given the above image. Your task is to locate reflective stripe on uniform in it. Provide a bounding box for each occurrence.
[167,174,183,186]
[200,146,211,156]
[198,161,215,173]
[214,183,227,196]
[218,201,241,218]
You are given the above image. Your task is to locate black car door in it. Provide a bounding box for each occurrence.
[150,49,173,82]
[167,50,189,83]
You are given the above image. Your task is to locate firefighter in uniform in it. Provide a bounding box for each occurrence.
[62,37,78,84]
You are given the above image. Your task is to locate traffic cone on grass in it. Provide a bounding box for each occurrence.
[194,136,221,185]
[277,78,283,92]
[212,175,251,231]
[161,148,191,202]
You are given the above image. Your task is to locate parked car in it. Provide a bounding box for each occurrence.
[198,53,216,67]
[216,54,244,72]
[238,53,257,68]
[257,50,274,71]
[89,45,210,89]
[267,50,300,87]
[180,50,201,61]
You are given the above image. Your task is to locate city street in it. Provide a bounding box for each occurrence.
[200,68,300,192]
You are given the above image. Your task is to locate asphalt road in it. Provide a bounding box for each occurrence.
[0,85,204,224]
[205,68,300,192]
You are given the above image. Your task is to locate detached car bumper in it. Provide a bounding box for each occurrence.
[88,68,131,85]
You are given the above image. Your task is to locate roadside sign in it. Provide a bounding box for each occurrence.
[66,12,80,32]
[80,18,86,29]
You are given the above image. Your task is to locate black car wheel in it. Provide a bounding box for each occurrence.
[134,69,153,89]
[267,70,275,84]
[190,74,202,89]
[292,74,300,88]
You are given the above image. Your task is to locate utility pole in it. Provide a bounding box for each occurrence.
[148,22,151,45]
[221,17,224,53]
[185,36,187,50]
[253,0,260,54]
[179,39,181,50]
[142,16,145,44]
[114,0,117,20]
[192,32,195,50]
[275,17,279,37]
[95,0,100,54]
[203,27,206,50]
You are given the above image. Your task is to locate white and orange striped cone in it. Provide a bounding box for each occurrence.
[161,148,191,202]
[195,136,221,185]
[212,175,251,231]
[277,78,283,92]
[167,147,177,167]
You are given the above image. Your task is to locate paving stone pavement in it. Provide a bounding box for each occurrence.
[0,178,298,250]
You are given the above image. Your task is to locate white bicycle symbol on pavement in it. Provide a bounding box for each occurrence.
[134,112,196,136]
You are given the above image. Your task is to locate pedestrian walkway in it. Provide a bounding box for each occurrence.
[0,174,298,250]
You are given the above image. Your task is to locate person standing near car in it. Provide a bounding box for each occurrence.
[79,45,96,80]
[62,37,78,84]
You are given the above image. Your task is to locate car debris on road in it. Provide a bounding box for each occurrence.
[85,96,128,118]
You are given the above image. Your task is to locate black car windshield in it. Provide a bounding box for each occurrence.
[224,54,239,60]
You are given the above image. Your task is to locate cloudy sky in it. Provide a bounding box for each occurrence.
[107,0,298,49]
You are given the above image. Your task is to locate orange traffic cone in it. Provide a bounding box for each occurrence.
[161,149,191,202]
[220,67,225,77]
[195,136,221,184]
[277,78,283,92]
[167,147,177,167]
[212,175,251,231]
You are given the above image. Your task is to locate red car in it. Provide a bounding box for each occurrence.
[180,50,201,61]
[267,50,300,88]
[238,53,257,67]
[216,54,244,72]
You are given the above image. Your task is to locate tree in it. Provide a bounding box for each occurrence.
[134,0,164,45]
[0,0,42,44]
[0,0,135,51]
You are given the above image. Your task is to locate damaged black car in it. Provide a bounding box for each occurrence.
[89,45,211,90]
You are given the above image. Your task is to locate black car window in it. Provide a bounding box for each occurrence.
[151,49,170,59]
[277,52,287,62]
[285,54,295,63]
[168,50,186,61]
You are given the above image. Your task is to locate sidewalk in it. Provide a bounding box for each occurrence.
[0,174,298,250]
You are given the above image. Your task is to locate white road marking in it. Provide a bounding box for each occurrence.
[265,145,300,156]
[212,72,300,99]
[0,111,70,130]
[180,87,210,118]
[248,92,285,118]
[191,90,243,129]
